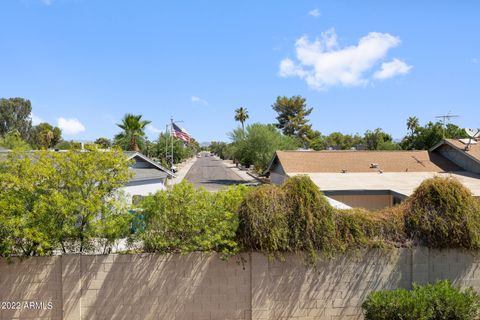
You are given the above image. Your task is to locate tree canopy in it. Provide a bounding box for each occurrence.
[29,122,62,149]
[229,123,299,172]
[401,120,467,150]
[0,148,133,256]
[114,114,151,151]
[0,97,32,140]
[272,95,313,142]
[234,107,249,131]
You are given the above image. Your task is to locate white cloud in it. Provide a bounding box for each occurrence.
[191,96,208,105]
[308,8,321,17]
[57,117,85,135]
[40,0,53,5]
[147,124,163,134]
[279,29,410,90]
[473,58,479,64]
[374,58,412,80]
[31,113,43,126]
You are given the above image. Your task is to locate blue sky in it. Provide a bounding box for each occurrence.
[1,1,479,142]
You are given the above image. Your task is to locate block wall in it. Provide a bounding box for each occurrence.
[1,249,480,320]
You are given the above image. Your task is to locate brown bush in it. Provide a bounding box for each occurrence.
[404,176,480,249]
[236,185,289,253]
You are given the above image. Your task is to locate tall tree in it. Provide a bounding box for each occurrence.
[30,122,62,149]
[272,95,313,141]
[234,107,249,132]
[114,114,151,152]
[229,123,299,173]
[0,97,32,140]
[406,116,420,135]
[364,128,399,150]
[0,130,30,150]
[401,120,467,150]
[94,137,112,149]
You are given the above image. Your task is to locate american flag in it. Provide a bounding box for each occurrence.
[171,122,191,142]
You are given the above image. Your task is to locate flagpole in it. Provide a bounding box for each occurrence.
[165,123,168,165]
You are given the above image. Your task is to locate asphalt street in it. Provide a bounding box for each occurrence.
[184,155,245,191]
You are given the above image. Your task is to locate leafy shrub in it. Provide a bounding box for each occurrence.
[237,175,337,262]
[237,185,289,254]
[141,181,250,255]
[335,206,406,250]
[404,176,480,249]
[282,176,337,260]
[362,280,480,320]
[0,149,132,256]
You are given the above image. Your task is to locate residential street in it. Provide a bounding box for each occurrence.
[184,155,246,191]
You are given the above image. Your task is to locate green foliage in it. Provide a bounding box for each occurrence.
[272,95,313,142]
[209,141,233,160]
[0,97,32,140]
[282,176,337,261]
[0,148,132,256]
[237,176,337,262]
[229,123,299,173]
[402,120,467,150]
[362,280,480,320]
[237,185,289,254]
[114,113,151,151]
[54,140,73,150]
[0,130,30,150]
[310,131,365,151]
[29,122,62,149]
[404,176,480,249]
[335,206,406,250]
[364,128,400,150]
[94,137,112,149]
[234,107,249,131]
[151,132,198,166]
[140,181,251,255]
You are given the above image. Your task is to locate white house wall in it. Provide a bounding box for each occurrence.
[121,181,166,199]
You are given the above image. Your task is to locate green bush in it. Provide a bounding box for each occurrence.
[282,176,337,260]
[237,175,337,262]
[404,176,480,249]
[362,280,480,320]
[140,181,250,255]
[335,206,406,250]
[237,185,289,254]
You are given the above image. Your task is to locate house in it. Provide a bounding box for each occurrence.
[265,140,480,210]
[122,151,175,199]
[429,138,480,174]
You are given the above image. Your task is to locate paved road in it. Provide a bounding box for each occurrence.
[184,156,245,191]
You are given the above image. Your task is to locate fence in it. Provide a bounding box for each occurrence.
[1,248,480,320]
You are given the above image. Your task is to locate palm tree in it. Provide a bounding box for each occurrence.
[234,107,249,132]
[115,114,151,151]
[406,116,419,135]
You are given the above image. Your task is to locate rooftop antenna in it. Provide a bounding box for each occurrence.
[464,128,480,151]
[435,111,459,138]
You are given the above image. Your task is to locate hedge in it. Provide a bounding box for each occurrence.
[362,280,480,320]
[138,176,480,259]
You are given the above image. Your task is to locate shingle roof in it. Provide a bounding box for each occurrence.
[129,167,168,181]
[272,150,460,174]
[441,139,480,163]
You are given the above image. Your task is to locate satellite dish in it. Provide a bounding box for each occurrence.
[465,128,480,138]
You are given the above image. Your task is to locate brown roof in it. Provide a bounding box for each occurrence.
[273,150,460,173]
[443,139,480,163]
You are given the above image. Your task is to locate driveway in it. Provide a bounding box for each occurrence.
[184,155,246,191]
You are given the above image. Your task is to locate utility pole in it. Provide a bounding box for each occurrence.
[171,117,174,170]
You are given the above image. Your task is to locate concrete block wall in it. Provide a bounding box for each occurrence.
[2,249,480,320]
